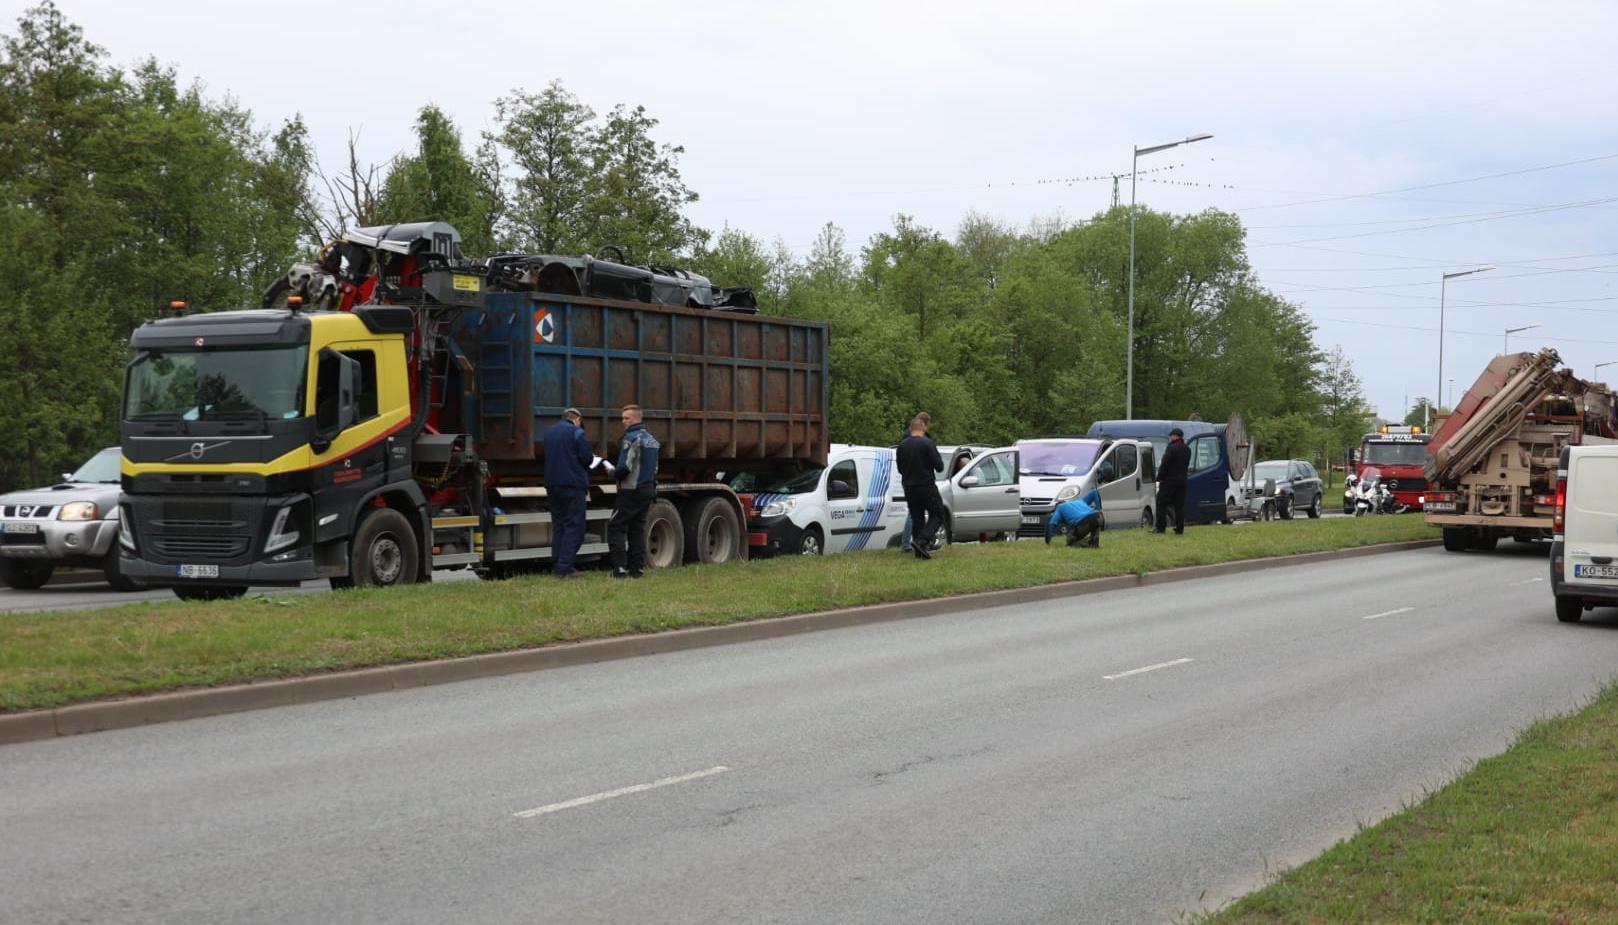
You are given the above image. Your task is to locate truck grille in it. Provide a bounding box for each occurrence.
[152,536,250,560]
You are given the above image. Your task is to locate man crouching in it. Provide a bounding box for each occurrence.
[1045,489,1103,548]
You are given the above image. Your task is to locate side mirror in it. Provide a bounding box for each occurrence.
[828,479,856,499]
[959,474,980,488]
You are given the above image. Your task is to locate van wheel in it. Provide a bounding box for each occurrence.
[644,500,684,569]
[797,526,823,556]
[174,586,248,602]
[103,548,142,592]
[1140,507,1154,530]
[684,497,741,565]
[349,508,420,588]
[1555,595,1584,623]
[1442,528,1469,552]
[0,559,54,590]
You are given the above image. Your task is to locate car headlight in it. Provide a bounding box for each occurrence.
[1054,485,1081,503]
[761,498,797,518]
[59,500,98,521]
[264,504,301,554]
[1418,495,1425,505]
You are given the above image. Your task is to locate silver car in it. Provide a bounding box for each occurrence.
[0,447,139,590]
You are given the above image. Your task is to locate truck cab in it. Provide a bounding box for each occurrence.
[1357,425,1429,511]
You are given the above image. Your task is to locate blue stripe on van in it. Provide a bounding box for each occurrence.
[845,449,893,552]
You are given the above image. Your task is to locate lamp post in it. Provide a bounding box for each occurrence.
[1597,360,1618,382]
[1503,323,1541,353]
[1437,266,1493,431]
[1448,377,1455,411]
[1127,132,1213,419]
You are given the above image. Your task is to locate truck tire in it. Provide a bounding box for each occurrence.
[0,559,54,590]
[173,586,248,602]
[348,507,420,588]
[102,548,142,592]
[1470,533,1499,552]
[643,500,684,569]
[1555,595,1584,623]
[684,497,741,565]
[1442,527,1470,552]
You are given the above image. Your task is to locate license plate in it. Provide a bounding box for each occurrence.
[1,522,39,534]
[176,564,220,579]
[1424,502,1456,512]
[1021,515,1041,525]
[1574,564,1618,580]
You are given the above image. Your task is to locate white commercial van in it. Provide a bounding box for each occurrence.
[747,444,1021,556]
[1014,437,1157,539]
[1550,444,1618,623]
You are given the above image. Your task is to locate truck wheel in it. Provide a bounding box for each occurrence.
[349,508,420,588]
[0,559,54,590]
[1442,528,1469,552]
[102,548,143,592]
[1470,533,1498,552]
[173,586,248,602]
[1555,595,1584,623]
[684,497,741,565]
[643,500,684,569]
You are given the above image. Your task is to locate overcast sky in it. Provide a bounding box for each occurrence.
[23,0,1618,422]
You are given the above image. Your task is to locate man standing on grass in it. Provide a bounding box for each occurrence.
[900,410,931,552]
[1155,427,1190,535]
[897,414,946,560]
[609,404,660,578]
[543,408,595,578]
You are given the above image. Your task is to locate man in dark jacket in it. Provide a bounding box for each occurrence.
[1155,427,1191,534]
[609,404,661,578]
[899,411,931,552]
[543,408,595,577]
[897,415,946,560]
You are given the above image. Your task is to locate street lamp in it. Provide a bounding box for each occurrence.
[1597,360,1618,382]
[1127,131,1213,419]
[1503,323,1541,353]
[1436,266,1493,430]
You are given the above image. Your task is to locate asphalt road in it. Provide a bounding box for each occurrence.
[4,543,1615,924]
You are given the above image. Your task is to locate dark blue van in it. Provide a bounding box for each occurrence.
[1085,418,1248,526]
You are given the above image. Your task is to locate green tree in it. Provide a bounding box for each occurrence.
[583,102,704,261]
[377,104,501,255]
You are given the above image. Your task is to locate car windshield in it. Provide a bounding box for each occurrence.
[124,346,309,423]
[760,467,824,495]
[1254,462,1292,481]
[1363,441,1427,466]
[1017,441,1101,477]
[67,447,120,483]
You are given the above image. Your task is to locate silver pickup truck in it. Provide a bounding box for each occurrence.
[0,447,139,590]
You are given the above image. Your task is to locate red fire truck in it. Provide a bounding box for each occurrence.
[1354,425,1431,511]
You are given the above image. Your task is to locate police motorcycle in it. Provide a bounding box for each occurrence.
[1350,467,1404,516]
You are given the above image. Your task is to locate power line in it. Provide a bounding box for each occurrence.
[1235,152,1618,213]
[1314,316,1618,345]
[1250,194,1618,247]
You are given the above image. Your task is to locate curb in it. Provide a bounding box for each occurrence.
[0,538,1441,745]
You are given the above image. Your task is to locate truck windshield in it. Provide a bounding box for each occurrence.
[1017,441,1101,477]
[125,346,309,422]
[760,467,824,495]
[1362,442,1427,466]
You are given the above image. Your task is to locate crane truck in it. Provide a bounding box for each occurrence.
[117,222,829,599]
[1422,348,1616,552]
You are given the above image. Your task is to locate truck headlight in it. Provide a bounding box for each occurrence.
[760,498,796,517]
[59,501,98,521]
[1055,485,1080,503]
[264,505,301,554]
[118,511,136,552]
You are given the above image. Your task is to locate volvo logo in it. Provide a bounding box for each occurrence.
[167,440,232,463]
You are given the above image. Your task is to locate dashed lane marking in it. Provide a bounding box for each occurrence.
[514,766,731,819]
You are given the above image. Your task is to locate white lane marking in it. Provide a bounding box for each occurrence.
[1104,658,1194,680]
[514,766,730,819]
[1362,607,1414,621]
[1509,577,1545,586]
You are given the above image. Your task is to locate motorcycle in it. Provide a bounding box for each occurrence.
[1351,468,1382,516]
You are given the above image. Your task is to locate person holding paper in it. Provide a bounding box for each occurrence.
[542,408,594,577]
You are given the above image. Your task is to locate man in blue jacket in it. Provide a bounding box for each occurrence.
[609,404,661,578]
[1046,489,1103,547]
[543,408,595,577]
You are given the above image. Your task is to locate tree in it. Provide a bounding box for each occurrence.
[1404,398,1439,428]
[582,102,704,261]
[377,105,501,255]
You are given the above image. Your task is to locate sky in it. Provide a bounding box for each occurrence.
[17,0,1618,422]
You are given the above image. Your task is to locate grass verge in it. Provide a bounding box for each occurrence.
[1196,681,1618,924]
[0,515,1435,712]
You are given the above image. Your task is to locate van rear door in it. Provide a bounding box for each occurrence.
[1564,445,1618,588]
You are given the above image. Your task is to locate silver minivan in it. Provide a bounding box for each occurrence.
[1015,438,1157,538]
[1551,444,1618,622]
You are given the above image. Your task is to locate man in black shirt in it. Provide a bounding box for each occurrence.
[1155,427,1191,534]
[897,415,947,560]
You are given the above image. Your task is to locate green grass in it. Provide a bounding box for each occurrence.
[1195,682,1618,924]
[0,515,1435,712]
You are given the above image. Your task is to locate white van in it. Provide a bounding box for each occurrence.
[748,444,1021,556]
[1551,444,1618,622]
[1015,437,1157,539]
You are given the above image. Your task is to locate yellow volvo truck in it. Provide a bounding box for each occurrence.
[119,223,828,599]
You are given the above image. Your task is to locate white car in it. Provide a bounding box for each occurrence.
[1551,444,1618,623]
[0,447,140,590]
[748,444,1021,555]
